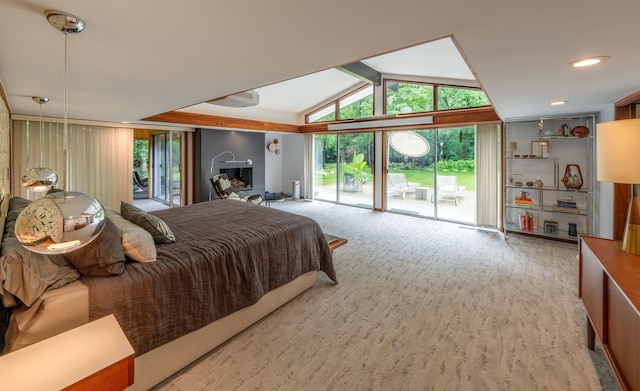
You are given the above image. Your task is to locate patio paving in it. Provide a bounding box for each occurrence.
[314,183,476,224]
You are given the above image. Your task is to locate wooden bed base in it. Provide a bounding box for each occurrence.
[128,270,318,391]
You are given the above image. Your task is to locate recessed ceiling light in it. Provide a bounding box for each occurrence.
[570,56,609,68]
[550,100,568,106]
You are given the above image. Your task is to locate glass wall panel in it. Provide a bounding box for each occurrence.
[337,133,373,207]
[170,131,182,207]
[386,129,435,217]
[434,127,476,223]
[314,134,337,202]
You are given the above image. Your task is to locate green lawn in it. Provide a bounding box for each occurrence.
[315,166,475,191]
[393,169,475,191]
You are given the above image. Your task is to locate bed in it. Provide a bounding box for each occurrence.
[0,196,336,390]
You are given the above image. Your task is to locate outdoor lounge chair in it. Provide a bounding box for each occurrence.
[387,173,420,199]
[431,175,466,206]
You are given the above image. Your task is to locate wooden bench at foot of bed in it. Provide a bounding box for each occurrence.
[325,234,348,252]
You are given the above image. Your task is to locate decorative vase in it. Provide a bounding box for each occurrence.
[534,177,543,188]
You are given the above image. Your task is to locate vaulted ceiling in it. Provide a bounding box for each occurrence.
[1,1,639,129]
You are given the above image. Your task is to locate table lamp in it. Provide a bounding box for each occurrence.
[597,118,640,254]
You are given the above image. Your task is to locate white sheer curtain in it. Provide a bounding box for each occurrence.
[476,122,501,228]
[303,134,314,199]
[12,120,133,210]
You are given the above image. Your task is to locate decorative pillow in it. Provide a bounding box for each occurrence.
[1,237,80,307]
[0,194,10,245]
[63,218,126,276]
[105,208,156,262]
[120,202,175,244]
[3,196,32,240]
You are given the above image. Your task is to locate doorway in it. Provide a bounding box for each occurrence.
[150,131,182,207]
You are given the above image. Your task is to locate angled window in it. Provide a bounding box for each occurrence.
[339,85,373,120]
[437,86,490,110]
[307,85,373,123]
[308,104,336,123]
[385,81,435,114]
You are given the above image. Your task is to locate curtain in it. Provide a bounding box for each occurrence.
[476,123,501,228]
[11,120,133,210]
[303,134,314,199]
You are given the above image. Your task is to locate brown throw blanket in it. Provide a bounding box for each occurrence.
[83,201,336,355]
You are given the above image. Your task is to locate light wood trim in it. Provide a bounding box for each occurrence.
[616,90,640,107]
[62,355,135,391]
[299,107,500,134]
[143,111,300,133]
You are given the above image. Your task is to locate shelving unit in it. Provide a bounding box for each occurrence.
[503,114,596,242]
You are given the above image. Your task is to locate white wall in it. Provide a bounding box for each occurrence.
[282,133,305,197]
[264,134,283,193]
[264,133,306,196]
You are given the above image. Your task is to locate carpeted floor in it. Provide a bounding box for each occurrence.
[153,200,619,391]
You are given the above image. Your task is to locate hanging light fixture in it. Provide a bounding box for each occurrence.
[21,97,58,193]
[15,10,105,255]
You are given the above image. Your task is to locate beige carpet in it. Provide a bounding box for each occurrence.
[153,201,618,391]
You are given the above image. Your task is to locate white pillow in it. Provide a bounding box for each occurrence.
[105,208,156,262]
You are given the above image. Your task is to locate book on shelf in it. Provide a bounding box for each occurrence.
[514,197,533,207]
[552,206,582,214]
[518,212,535,231]
[556,200,577,208]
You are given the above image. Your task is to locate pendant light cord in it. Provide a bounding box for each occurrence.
[63,32,69,190]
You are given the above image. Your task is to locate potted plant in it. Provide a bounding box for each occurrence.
[342,153,370,192]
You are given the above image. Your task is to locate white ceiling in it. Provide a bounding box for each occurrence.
[1,1,639,128]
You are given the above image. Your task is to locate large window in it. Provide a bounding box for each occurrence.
[306,85,373,123]
[385,80,490,115]
[314,132,373,207]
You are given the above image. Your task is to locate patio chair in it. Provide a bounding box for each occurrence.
[133,171,148,191]
[387,173,420,199]
[431,175,466,206]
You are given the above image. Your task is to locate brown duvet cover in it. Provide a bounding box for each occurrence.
[83,200,336,355]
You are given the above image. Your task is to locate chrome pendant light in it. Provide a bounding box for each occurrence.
[16,10,105,255]
[21,97,58,193]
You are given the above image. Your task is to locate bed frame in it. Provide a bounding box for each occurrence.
[131,270,317,390]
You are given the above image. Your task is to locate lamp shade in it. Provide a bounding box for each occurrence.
[21,168,58,193]
[15,191,105,254]
[507,142,517,152]
[597,118,640,184]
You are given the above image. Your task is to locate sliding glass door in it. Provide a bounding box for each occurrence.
[151,131,182,207]
[433,127,475,224]
[314,132,373,207]
[386,129,435,217]
[385,127,476,224]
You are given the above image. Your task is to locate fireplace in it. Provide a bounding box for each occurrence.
[220,167,253,191]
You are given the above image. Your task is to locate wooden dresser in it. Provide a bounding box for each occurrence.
[579,236,640,391]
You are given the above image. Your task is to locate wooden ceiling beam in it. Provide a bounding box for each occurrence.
[143,107,501,135]
[142,111,300,133]
[299,107,501,134]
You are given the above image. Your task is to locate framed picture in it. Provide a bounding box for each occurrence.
[544,220,559,234]
[531,140,549,158]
